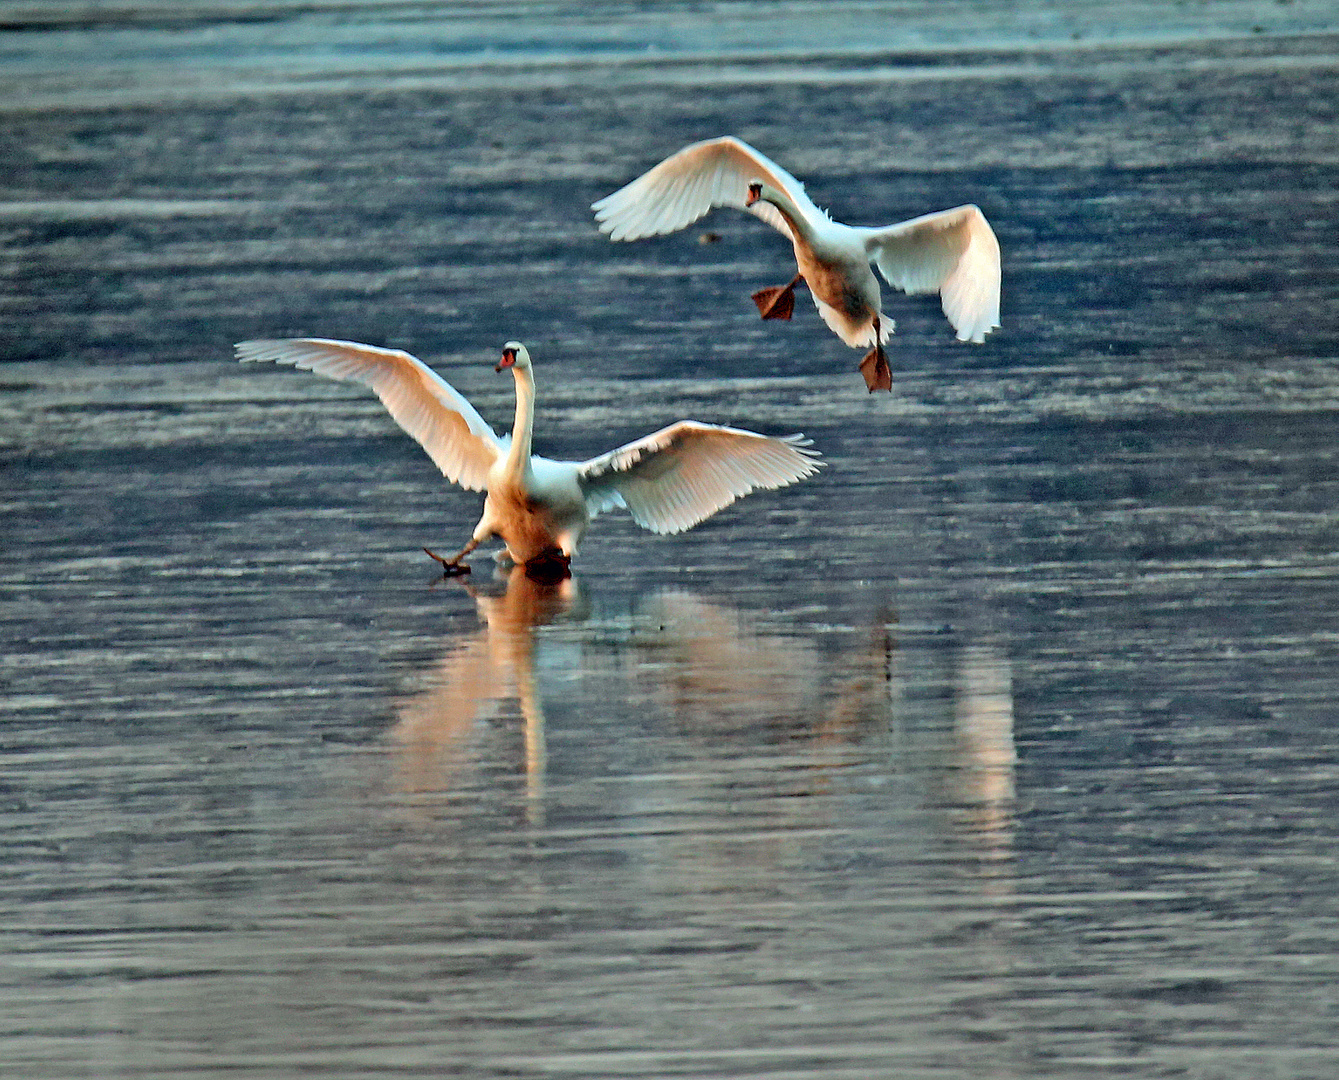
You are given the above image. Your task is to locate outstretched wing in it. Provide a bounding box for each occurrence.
[577,420,823,535]
[235,338,502,491]
[862,204,1001,343]
[592,135,826,242]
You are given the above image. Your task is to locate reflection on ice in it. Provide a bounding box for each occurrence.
[386,569,1017,896]
[950,644,1017,874]
[630,591,832,736]
[373,581,1025,1077]
[388,576,900,811]
[629,591,899,760]
[388,566,583,820]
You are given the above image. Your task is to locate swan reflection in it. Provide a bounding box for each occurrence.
[387,578,894,811]
[387,572,1016,869]
[388,565,583,820]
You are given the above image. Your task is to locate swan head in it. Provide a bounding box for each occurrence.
[745,180,775,208]
[496,340,532,373]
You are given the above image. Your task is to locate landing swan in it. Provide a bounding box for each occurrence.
[592,136,1001,392]
[235,338,823,574]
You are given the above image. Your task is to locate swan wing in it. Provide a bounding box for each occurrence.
[592,135,826,242]
[235,338,502,492]
[864,204,1001,343]
[577,420,823,535]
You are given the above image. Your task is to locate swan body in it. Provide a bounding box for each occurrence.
[592,135,1001,391]
[235,338,822,572]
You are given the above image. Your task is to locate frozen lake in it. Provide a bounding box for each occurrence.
[3,3,1339,1077]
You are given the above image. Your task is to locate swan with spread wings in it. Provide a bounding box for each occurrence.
[236,338,822,575]
[593,136,1001,392]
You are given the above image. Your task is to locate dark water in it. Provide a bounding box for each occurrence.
[4,3,1339,1077]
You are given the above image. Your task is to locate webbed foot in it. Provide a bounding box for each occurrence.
[751,273,804,321]
[424,546,473,577]
[752,284,795,320]
[859,345,892,393]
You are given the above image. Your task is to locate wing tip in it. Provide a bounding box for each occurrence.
[780,432,826,466]
[234,338,290,364]
[955,321,1002,344]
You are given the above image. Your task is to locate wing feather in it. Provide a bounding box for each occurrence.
[235,338,502,491]
[592,135,826,242]
[864,204,1001,343]
[577,420,823,535]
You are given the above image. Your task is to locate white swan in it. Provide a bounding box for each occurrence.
[592,136,1001,393]
[235,338,823,575]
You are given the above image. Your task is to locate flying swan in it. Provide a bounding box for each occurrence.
[235,338,823,575]
[592,136,1001,393]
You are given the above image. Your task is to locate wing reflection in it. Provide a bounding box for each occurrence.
[948,643,1017,877]
[630,592,820,736]
[388,566,582,821]
[630,591,894,750]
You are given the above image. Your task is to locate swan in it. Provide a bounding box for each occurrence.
[592,136,1001,393]
[235,338,823,575]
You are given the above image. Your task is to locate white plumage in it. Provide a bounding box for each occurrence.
[592,136,1001,392]
[236,338,822,573]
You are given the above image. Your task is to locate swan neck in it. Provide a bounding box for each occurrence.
[506,364,536,473]
[762,186,815,241]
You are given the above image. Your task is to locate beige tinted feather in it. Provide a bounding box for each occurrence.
[235,338,502,491]
[579,421,822,535]
[592,135,823,242]
[866,204,1002,343]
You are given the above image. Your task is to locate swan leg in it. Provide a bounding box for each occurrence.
[752,273,804,320]
[423,540,478,576]
[858,317,893,393]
